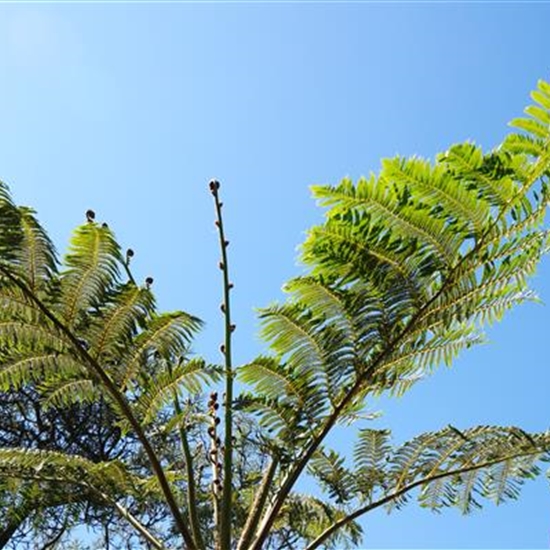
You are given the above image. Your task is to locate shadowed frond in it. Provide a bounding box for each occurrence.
[308,448,356,504]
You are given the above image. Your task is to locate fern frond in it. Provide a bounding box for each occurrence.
[238,356,305,404]
[382,156,490,235]
[0,180,24,263]
[277,493,363,550]
[0,448,139,495]
[0,320,70,352]
[354,429,392,493]
[41,378,100,409]
[388,425,550,512]
[312,175,459,262]
[138,357,218,424]
[308,448,356,504]
[60,222,123,326]
[16,207,58,292]
[88,283,156,363]
[0,352,84,391]
[121,311,202,387]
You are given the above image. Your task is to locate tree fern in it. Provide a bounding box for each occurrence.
[2,78,550,549]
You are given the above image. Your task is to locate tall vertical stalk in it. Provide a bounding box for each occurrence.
[210,180,235,550]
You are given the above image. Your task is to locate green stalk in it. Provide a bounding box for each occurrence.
[210,180,234,550]
[236,458,278,550]
[169,366,206,550]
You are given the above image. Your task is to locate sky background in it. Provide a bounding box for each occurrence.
[0,2,549,548]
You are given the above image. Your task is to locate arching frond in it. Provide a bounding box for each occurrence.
[238,356,305,404]
[388,426,550,512]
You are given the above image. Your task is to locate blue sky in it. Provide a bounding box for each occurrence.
[0,2,549,548]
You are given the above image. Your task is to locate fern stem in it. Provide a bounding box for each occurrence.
[248,149,550,550]
[0,265,197,550]
[236,458,278,550]
[210,180,234,550]
[305,447,548,550]
[169,363,206,550]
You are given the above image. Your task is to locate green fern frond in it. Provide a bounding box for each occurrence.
[438,143,520,207]
[0,352,84,391]
[60,222,123,326]
[278,493,363,550]
[387,426,550,514]
[308,448,356,504]
[88,283,156,363]
[138,357,219,424]
[0,180,24,263]
[0,320,70,352]
[354,428,392,478]
[382,156,490,235]
[16,207,58,292]
[238,356,304,404]
[41,378,100,409]
[120,311,202,388]
[0,448,142,498]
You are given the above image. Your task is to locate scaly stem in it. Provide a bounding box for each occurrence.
[210,180,235,550]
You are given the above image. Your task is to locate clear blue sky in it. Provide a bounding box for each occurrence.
[0,2,549,548]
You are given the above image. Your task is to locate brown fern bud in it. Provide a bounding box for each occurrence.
[214,416,221,425]
[228,282,234,290]
[210,392,218,401]
[86,209,95,222]
[101,222,109,229]
[220,344,225,354]
[213,402,219,410]
[209,179,220,193]
[126,248,135,260]
[220,304,226,313]
[230,324,236,332]
[219,261,224,270]
[224,240,229,247]
[214,220,220,227]
[145,277,154,288]
[207,426,215,438]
